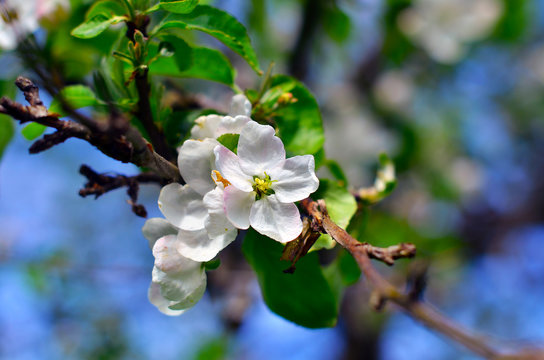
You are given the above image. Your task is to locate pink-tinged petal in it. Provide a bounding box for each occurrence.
[142,218,178,249]
[229,94,251,117]
[238,122,285,175]
[214,145,253,192]
[249,194,303,243]
[190,114,223,140]
[178,139,219,196]
[147,282,186,316]
[152,235,201,274]
[268,155,319,203]
[152,266,206,307]
[158,183,207,231]
[223,185,255,229]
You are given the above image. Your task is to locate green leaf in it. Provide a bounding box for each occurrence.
[0,115,14,160]
[323,159,348,186]
[71,1,127,39]
[312,179,357,250]
[203,258,221,270]
[323,6,351,43]
[242,229,338,328]
[86,0,127,19]
[71,14,126,39]
[160,0,199,14]
[262,75,325,155]
[157,35,193,72]
[153,5,262,74]
[50,85,101,116]
[216,133,239,153]
[21,123,46,140]
[149,45,235,86]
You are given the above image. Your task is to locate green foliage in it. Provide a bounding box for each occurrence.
[382,0,414,64]
[323,159,348,186]
[0,115,14,160]
[193,337,228,360]
[492,0,529,42]
[260,75,325,156]
[157,35,193,71]
[160,0,200,14]
[322,5,351,44]
[21,123,46,141]
[242,229,338,328]
[50,85,102,116]
[312,179,358,250]
[71,1,128,39]
[203,258,221,270]
[153,5,262,74]
[216,133,240,153]
[149,44,235,86]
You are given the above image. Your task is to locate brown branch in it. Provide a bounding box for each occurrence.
[1,77,181,182]
[301,198,515,359]
[134,69,173,161]
[79,165,165,217]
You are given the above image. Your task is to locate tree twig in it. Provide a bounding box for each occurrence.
[300,198,532,359]
[134,68,173,161]
[79,165,165,217]
[0,77,181,182]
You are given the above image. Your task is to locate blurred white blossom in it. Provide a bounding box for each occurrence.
[0,0,69,50]
[373,70,415,112]
[398,0,503,64]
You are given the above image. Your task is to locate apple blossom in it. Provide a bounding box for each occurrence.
[0,0,69,50]
[190,94,251,140]
[145,95,253,263]
[143,219,206,315]
[214,121,319,243]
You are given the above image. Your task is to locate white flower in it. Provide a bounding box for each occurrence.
[142,94,256,315]
[190,94,251,140]
[214,121,319,243]
[0,0,69,50]
[398,0,502,64]
[143,220,206,316]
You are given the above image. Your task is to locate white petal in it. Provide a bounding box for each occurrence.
[148,282,186,316]
[214,145,253,192]
[214,115,251,137]
[268,155,319,203]
[152,235,201,274]
[142,218,178,249]
[229,94,252,117]
[238,122,285,175]
[158,183,207,231]
[223,185,255,229]
[152,266,206,307]
[178,138,219,196]
[249,195,303,243]
[190,114,223,140]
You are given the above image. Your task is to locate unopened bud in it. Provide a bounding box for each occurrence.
[278,92,297,105]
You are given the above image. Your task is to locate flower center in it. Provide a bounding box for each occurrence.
[252,173,276,200]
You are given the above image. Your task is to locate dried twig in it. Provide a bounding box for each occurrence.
[79,165,165,217]
[0,77,181,182]
[301,198,507,359]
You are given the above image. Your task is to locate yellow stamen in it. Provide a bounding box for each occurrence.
[212,170,231,188]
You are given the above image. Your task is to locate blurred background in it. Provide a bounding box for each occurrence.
[1,0,544,359]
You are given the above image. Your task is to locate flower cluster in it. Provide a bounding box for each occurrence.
[144,95,319,315]
[0,0,69,50]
